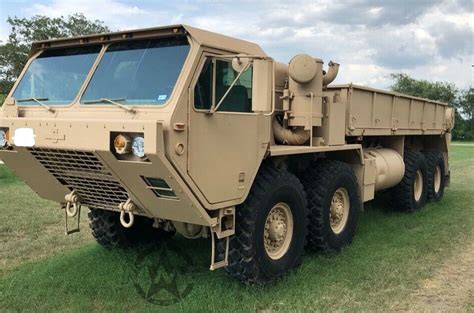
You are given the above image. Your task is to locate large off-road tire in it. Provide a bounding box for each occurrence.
[222,164,308,284]
[88,208,173,248]
[424,151,446,201]
[301,160,360,252]
[390,151,428,212]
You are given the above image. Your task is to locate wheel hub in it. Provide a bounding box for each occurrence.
[434,166,441,193]
[268,219,285,241]
[414,169,423,201]
[330,188,350,234]
[264,203,294,260]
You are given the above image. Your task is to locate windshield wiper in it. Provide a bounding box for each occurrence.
[15,97,56,113]
[83,98,136,113]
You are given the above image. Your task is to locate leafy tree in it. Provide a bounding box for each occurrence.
[390,73,473,141]
[458,87,474,123]
[389,73,458,104]
[0,14,110,94]
[454,87,474,141]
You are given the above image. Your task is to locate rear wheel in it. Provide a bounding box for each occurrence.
[390,151,428,212]
[424,151,446,201]
[88,208,173,248]
[223,164,308,284]
[301,160,360,252]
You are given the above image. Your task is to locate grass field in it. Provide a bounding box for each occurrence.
[1,145,473,312]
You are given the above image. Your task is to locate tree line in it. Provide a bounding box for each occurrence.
[0,14,472,140]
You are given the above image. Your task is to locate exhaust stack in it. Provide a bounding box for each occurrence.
[322,61,340,86]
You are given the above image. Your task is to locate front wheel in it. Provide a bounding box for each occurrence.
[88,208,174,248]
[223,164,308,284]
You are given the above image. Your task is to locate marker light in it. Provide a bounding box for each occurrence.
[113,134,131,154]
[132,136,145,158]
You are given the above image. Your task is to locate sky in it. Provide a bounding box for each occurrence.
[0,0,473,89]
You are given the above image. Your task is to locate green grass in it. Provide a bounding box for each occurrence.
[0,165,92,274]
[1,145,473,312]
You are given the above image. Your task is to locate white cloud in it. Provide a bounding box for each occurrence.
[28,0,147,18]
[26,0,157,31]
[11,0,473,89]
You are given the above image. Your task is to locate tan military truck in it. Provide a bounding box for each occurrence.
[0,25,454,283]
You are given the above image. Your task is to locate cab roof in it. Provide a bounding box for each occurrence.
[29,24,266,57]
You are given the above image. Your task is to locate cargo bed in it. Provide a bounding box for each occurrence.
[328,84,451,137]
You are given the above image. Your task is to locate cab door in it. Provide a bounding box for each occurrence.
[187,55,269,204]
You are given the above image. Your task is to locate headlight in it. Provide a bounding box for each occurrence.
[0,129,7,147]
[132,136,145,158]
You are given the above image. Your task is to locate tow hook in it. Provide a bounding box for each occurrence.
[119,199,136,228]
[64,190,81,235]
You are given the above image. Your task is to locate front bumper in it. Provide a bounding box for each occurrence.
[0,118,215,226]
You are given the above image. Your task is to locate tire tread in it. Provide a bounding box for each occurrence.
[390,151,428,212]
[424,150,445,201]
[223,164,308,284]
[301,160,359,252]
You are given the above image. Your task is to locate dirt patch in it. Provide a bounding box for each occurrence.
[402,239,474,312]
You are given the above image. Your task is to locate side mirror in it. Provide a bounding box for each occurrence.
[251,59,273,113]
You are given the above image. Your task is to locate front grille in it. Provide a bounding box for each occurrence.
[29,148,129,209]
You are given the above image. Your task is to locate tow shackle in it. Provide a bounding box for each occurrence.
[64,191,81,217]
[65,202,80,217]
[119,199,136,228]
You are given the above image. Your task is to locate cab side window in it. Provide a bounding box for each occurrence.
[194,59,213,110]
[194,58,252,113]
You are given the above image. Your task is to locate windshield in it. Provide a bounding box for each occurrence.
[13,46,101,105]
[81,37,190,106]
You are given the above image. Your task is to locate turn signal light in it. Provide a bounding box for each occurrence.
[113,134,131,154]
